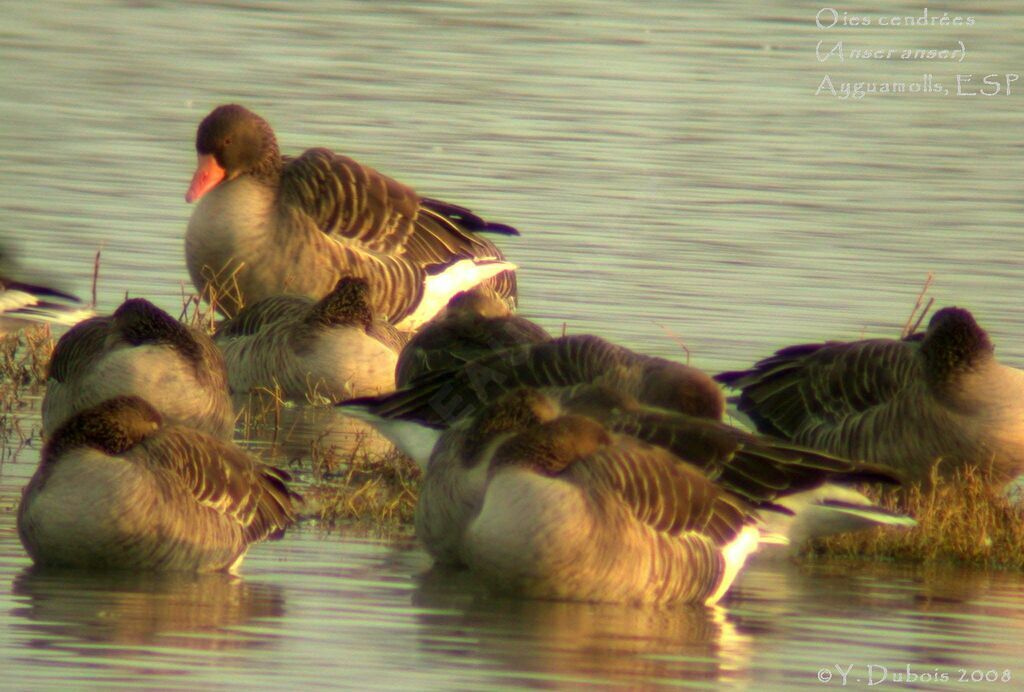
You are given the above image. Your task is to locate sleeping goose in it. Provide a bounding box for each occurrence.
[19,396,300,572]
[342,334,725,460]
[394,286,551,387]
[215,276,406,402]
[715,307,1024,487]
[42,298,234,439]
[360,382,909,563]
[419,388,904,604]
[0,249,93,334]
[184,104,517,328]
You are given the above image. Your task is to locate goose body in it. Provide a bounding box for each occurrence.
[411,382,909,569]
[715,307,1024,486]
[19,397,300,572]
[215,277,405,402]
[42,299,234,439]
[395,287,551,387]
[343,334,725,444]
[418,389,765,604]
[185,104,518,327]
[467,427,761,605]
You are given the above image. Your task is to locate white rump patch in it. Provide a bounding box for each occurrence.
[397,260,516,331]
[339,406,440,470]
[705,525,761,605]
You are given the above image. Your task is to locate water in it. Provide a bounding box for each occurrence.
[2,0,1023,687]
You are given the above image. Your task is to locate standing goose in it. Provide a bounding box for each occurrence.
[715,307,1024,486]
[394,287,551,387]
[19,396,301,572]
[42,298,234,439]
[0,248,93,334]
[184,104,517,327]
[215,277,406,402]
[393,385,910,566]
[428,388,903,604]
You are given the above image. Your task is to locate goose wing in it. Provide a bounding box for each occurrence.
[216,295,310,338]
[600,407,899,504]
[279,149,508,266]
[578,443,754,546]
[342,335,643,426]
[716,338,922,440]
[395,313,551,387]
[143,429,300,542]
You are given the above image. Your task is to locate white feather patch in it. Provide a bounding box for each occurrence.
[396,260,516,331]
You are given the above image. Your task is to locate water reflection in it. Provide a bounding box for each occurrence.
[10,568,285,651]
[412,565,753,686]
[726,561,1024,684]
[236,397,394,465]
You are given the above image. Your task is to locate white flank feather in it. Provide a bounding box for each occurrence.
[396,260,517,331]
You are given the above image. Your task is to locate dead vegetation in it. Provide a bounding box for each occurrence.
[807,466,1024,570]
[304,432,420,533]
[0,325,54,389]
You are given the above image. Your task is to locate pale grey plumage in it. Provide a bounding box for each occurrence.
[716,307,1024,486]
[19,396,301,572]
[417,388,762,604]
[42,298,234,439]
[215,277,406,402]
[413,385,909,581]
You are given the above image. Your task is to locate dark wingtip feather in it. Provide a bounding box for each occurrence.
[5,279,82,304]
[420,197,520,236]
[830,467,905,486]
[713,369,749,386]
[337,393,388,411]
[480,222,520,236]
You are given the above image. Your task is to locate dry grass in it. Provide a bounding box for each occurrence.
[178,263,248,334]
[0,325,55,389]
[236,385,288,440]
[304,433,420,532]
[0,326,52,457]
[807,466,1024,569]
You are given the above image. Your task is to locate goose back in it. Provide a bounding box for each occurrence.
[215,277,405,401]
[715,307,1024,484]
[19,396,300,572]
[42,299,234,439]
[395,288,551,387]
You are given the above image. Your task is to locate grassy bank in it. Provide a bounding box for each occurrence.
[806,467,1024,570]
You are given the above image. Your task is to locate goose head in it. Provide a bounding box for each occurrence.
[45,395,162,460]
[186,104,281,202]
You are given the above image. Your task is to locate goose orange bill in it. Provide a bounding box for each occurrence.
[186,153,226,202]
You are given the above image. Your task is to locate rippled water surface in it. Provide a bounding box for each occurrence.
[2,1,1023,688]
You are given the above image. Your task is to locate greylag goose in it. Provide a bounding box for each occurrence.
[417,388,905,604]
[353,381,909,562]
[19,396,300,572]
[395,286,551,387]
[715,307,1024,487]
[42,298,234,439]
[185,104,517,328]
[215,277,406,402]
[343,334,725,460]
